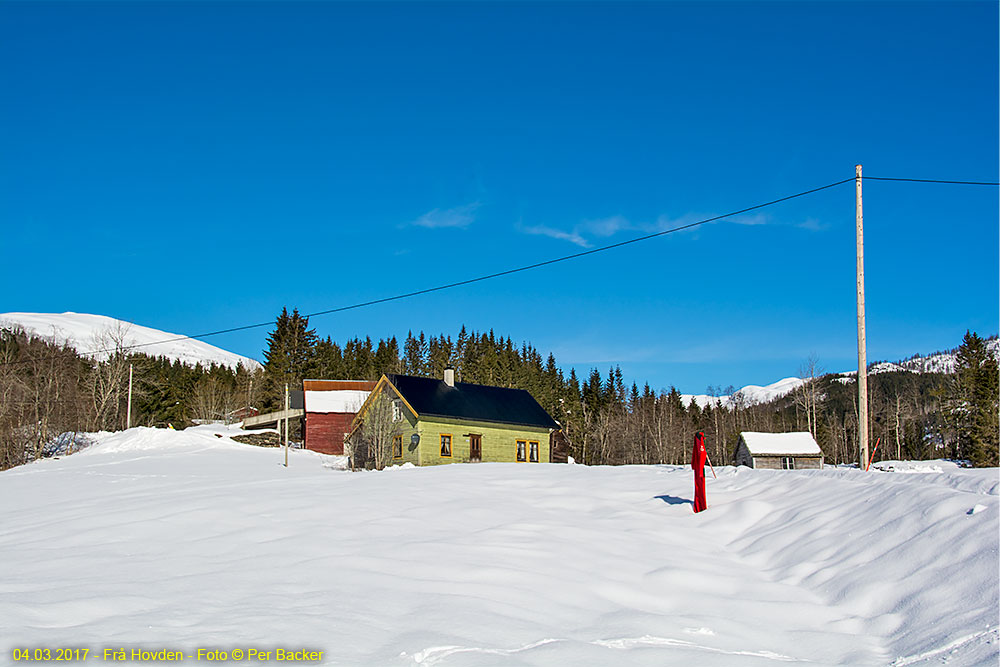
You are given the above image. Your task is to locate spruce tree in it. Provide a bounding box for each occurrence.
[374,337,401,377]
[314,337,344,378]
[262,307,317,409]
[950,331,999,466]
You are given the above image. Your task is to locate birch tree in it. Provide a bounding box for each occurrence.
[348,391,401,470]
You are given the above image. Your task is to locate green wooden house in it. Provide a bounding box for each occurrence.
[351,369,560,465]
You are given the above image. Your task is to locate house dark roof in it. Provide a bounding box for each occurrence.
[385,374,559,430]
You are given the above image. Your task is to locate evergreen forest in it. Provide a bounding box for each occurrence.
[1,309,996,471]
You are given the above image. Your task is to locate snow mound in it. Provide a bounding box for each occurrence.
[0,312,260,370]
[1,429,996,666]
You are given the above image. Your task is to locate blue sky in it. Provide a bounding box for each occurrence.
[2,1,996,393]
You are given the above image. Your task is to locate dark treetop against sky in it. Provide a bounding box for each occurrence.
[2,1,997,392]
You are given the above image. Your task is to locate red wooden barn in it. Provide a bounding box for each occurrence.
[302,379,376,455]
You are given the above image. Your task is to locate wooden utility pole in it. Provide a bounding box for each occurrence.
[856,164,869,469]
[126,363,133,429]
[283,382,289,467]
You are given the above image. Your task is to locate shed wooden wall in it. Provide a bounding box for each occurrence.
[550,429,571,463]
[752,455,823,470]
[302,380,376,454]
[734,440,752,467]
[304,412,353,454]
[734,436,823,469]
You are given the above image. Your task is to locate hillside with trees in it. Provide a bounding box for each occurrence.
[1,309,996,471]
[0,325,262,470]
[261,308,998,469]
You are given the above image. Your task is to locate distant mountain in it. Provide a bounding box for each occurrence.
[864,338,1000,376]
[832,337,1000,383]
[684,337,999,409]
[0,312,261,370]
[683,377,805,410]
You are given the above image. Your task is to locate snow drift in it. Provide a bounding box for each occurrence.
[0,426,996,666]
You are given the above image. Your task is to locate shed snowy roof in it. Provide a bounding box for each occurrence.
[740,431,822,456]
[304,390,369,414]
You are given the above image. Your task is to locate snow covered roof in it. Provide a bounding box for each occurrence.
[740,431,822,456]
[304,390,369,414]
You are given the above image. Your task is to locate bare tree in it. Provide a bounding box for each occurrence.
[190,375,233,422]
[86,322,135,431]
[0,325,88,467]
[794,353,824,439]
[347,391,401,470]
[0,327,26,467]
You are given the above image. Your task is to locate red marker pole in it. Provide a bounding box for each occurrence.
[865,436,882,471]
[705,452,718,479]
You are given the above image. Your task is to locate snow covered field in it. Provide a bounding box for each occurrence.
[1,427,996,666]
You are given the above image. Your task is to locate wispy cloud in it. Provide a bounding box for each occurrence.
[521,210,828,246]
[519,213,701,247]
[520,224,590,247]
[408,202,481,229]
[727,213,770,226]
[796,217,827,231]
[579,215,633,238]
[725,212,830,231]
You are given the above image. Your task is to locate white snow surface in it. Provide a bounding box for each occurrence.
[0,312,260,370]
[1,426,997,666]
[304,389,369,413]
[740,431,822,456]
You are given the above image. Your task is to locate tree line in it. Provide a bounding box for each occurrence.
[1,309,995,471]
[0,323,261,470]
[263,307,999,468]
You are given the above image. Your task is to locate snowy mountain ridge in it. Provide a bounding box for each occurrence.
[683,339,999,409]
[0,312,261,370]
[682,377,805,410]
[862,337,999,376]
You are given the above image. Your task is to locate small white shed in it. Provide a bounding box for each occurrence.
[734,431,823,469]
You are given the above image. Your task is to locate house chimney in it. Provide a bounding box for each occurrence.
[443,366,455,388]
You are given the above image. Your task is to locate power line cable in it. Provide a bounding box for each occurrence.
[1,177,855,366]
[863,176,1000,186]
[2,172,997,367]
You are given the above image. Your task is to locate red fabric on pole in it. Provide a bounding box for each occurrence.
[692,431,708,513]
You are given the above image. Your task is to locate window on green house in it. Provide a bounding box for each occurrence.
[529,441,539,463]
[393,434,403,458]
[440,434,452,457]
[516,440,526,462]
